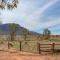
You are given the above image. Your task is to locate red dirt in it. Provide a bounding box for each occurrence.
[0,49,60,60]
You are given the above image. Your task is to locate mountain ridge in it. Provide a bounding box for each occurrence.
[0,23,41,35]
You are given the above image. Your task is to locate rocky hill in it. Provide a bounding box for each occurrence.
[0,23,40,35]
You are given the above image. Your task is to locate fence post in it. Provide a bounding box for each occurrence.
[38,43,41,54]
[19,41,21,51]
[52,43,55,53]
[8,41,10,49]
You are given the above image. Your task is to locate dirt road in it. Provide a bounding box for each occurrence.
[0,50,60,60]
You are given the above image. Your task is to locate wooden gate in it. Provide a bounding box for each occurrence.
[38,43,60,54]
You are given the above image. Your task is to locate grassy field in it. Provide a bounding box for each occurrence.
[0,39,60,54]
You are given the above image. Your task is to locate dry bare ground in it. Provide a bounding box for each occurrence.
[0,49,60,60]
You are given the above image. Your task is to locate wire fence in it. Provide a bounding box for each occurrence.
[0,40,60,54]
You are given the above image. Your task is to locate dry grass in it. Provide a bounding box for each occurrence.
[0,40,60,53]
[0,40,60,60]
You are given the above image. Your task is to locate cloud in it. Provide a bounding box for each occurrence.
[0,0,59,34]
[21,0,58,30]
[34,17,60,34]
[41,17,60,28]
[29,0,58,19]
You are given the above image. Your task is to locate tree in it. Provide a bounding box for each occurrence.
[0,0,18,9]
[43,28,51,40]
[23,28,30,41]
[9,23,18,41]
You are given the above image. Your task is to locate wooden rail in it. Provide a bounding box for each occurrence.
[38,43,60,54]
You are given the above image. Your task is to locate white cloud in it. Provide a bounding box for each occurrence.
[20,0,58,30]
[41,17,60,29]
[33,17,60,34]
[0,0,59,32]
[29,0,57,19]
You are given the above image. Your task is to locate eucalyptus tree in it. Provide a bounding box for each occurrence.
[23,28,30,41]
[9,23,18,41]
[0,0,18,9]
[43,28,51,40]
[8,24,17,49]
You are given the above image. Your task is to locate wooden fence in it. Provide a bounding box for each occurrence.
[38,43,60,54]
[7,41,60,54]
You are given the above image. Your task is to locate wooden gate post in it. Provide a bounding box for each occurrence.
[19,41,21,51]
[38,43,41,54]
[52,43,55,53]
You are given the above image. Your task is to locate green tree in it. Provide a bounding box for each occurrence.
[9,23,18,41]
[43,28,51,40]
[0,0,18,9]
[23,28,30,41]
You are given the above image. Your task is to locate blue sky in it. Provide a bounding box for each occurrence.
[0,0,60,35]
